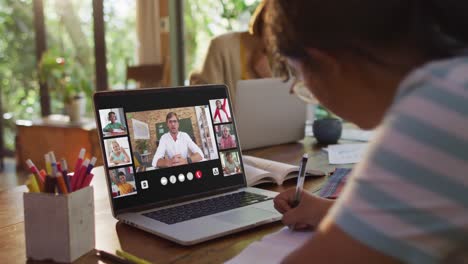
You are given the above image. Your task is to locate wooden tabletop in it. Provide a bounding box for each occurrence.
[0,138,328,264]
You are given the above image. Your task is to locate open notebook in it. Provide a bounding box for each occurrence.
[243,155,326,186]
[226,227,313,264]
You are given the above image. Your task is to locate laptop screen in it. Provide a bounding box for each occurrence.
[93,85,245,212]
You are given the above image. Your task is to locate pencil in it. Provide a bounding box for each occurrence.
[116,249,152,264]
[96,250,134,264]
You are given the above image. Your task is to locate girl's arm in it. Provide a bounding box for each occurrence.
[122,149,131,163]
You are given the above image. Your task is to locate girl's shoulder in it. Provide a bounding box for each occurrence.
[395,56,468,101]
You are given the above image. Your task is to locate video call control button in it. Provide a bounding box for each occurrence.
[169,175,177,184]
[195,170,202,179]
[212,167,219,176]
[141,180,149,189]
[186,172,194,181]
[160,177,168,186]
[178,173,185,182]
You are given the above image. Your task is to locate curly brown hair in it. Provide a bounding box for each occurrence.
[265,0,468,72]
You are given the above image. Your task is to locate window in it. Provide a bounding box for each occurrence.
[184,0,260,80]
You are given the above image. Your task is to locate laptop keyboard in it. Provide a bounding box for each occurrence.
[143,191,272,225]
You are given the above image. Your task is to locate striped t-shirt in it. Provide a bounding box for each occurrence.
[328,56,468,264]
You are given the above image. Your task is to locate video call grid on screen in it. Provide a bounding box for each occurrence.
[94,86,246,212]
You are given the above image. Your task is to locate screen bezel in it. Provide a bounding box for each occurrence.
[93,85,247,215]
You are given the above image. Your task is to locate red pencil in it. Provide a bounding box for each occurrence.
[81,173,94,189]
[73,148,86,175]
[72,159,89,191]
[25,159,44,192]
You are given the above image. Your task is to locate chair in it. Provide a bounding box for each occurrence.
[134,152,152,172]
[125,58,170,89]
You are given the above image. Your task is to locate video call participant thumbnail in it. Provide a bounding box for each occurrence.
[211,98,232,124]
[217,124,237,150]
[106,138,132,167]
[109,168,136,197]
[103,111,127,132]
[152,112,204,168]
[222,151,241,175]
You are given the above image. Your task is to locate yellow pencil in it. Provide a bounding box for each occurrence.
[45,153,52,175]
[116,249,152,264]
[26,174,40,193]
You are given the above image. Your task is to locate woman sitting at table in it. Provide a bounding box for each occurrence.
[189,1,272,104]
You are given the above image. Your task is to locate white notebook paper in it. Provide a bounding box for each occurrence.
[226,227,313,264]
[341,128,374,142]
[325,143,368,164]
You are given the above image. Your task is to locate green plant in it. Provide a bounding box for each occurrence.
[315,105,340,120]
[38,49,92,104]
[135,140,148,153]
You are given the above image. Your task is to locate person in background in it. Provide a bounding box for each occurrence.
[152,112,204,168]
[189,0,272,104]
[265,0,468,263]
[109,140,131,165]
[103,111,126,132]
[219,125,237,149]
[110,170,135,195]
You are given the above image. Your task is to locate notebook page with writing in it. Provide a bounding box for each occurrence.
[326,143,368,164]
[226,227,313,264]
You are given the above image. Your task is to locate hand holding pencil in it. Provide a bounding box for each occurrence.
[273,154,334,230]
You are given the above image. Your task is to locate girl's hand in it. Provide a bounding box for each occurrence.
[274,188,334,229]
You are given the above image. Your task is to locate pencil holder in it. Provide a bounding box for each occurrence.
[23,186,95,263]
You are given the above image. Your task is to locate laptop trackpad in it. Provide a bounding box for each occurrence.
[214,207,275,225]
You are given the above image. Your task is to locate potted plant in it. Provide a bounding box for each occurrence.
[135,140,148,154]
[38,49,92,123]
[313,105,342,145]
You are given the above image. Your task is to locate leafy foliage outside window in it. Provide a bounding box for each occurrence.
[1,0,257,154]
[0,0,136,152]
[38,49,93,105]
[0,0,39,152]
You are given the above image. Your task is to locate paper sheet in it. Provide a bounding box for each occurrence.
[225,227,313,264]
[341,128,374,142]
[327,143,368,164]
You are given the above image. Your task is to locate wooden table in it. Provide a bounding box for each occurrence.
[0,138,328,264]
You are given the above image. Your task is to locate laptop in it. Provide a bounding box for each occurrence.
[93,85,281,245]
[235,78,307,150]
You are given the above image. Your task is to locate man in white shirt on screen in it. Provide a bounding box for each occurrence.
[152,112,204,168]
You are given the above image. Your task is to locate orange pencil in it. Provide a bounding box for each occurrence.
[56,172,69,194]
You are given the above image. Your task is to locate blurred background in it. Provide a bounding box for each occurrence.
[0,0,261,165]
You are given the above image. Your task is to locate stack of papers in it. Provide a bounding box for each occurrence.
[226,227,313,264]
[324,143,368,164]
